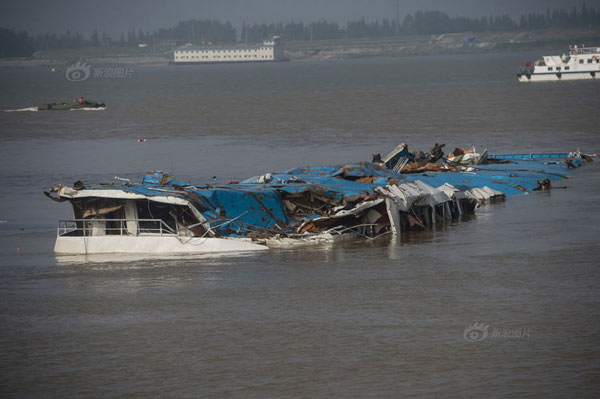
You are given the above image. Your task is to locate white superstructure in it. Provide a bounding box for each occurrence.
[518,45,600,82]
[50,186,269,255]
[173,37,284,64]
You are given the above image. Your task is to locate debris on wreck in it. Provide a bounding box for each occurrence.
[45,144,593,255]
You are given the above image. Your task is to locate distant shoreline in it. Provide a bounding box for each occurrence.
[285,28,600,61]
[1,27,598,67]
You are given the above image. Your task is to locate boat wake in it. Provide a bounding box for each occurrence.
[3,107,39,112]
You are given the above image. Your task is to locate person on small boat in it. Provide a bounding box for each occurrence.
[78,97,84,104]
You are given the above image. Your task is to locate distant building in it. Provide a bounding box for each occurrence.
[172,37,284,64]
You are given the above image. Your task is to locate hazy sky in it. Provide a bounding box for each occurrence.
[1,0,598,36]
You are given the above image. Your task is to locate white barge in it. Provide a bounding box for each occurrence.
[172,37,284,65]
[517,45,600,82]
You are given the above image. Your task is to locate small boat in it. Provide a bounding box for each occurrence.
[517,45,600,82]
[37,100,105,111]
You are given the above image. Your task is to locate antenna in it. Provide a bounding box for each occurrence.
[396,0,400,35]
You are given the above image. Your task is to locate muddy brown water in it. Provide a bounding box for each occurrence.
[1,51,599,398]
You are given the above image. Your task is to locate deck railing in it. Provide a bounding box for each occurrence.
[570,47,600,55]
[490,153,569,160]
[57,219,175,237]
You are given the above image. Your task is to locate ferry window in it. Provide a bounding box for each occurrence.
[548,67,552,71]
[588,59,592,63]
[579,59,584,64]
[565,66,570,70]
[556,67,561,71]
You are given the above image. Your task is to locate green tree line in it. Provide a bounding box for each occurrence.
[1,4,599,57]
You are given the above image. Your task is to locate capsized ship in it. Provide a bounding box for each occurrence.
[45,144,592,255]
[517,45,600,82]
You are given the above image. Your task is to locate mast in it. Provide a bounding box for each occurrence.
[395,0,400,35]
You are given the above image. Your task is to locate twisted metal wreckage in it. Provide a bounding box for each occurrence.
[46,143,593,254]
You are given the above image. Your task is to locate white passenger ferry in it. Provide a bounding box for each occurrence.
[517,45,600,82]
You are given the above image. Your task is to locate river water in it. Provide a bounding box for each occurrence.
[0,51,599,397]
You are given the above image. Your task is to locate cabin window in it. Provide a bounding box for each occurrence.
[588,59,593,63]
[547,67,553,71]
[136,200,177,233]
[579,59,584,64]
[556,67,561,71]
[565,66,570,70]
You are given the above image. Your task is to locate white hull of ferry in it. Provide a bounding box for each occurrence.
[54,235,268,255]
[54,231,367,254]
[518,45,600,83]
[518,71,598,82]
